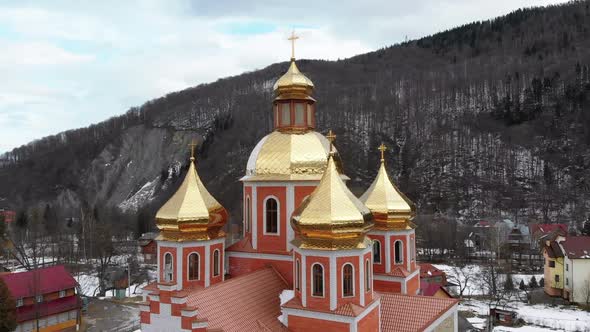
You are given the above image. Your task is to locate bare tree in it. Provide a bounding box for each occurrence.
[446,265,476,298]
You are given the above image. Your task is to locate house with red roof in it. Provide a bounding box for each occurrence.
[139,51,460,331]
[419,263,447,286]
[0,209,16,223]
[0,265,81,332]
[561,236,590,304]
[530,223,568,249]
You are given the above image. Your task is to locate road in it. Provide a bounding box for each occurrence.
[84,298,140,332]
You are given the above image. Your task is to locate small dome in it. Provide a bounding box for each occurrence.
[244,130,346,182]
[291,154,374,250]
[156,157,228,241]
[273,60,314,100]
[359,160,416,230]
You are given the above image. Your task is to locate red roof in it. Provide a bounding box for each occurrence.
[420,281,452,298]
[561,236,590,259]
[530,223,567,235]
[379,292,458,332]
[185,267,288,331]
[419,263,445,278]
[0,210,15,223]
[226,237,291,256]
[0,265,78,298]
[15,295,80,323]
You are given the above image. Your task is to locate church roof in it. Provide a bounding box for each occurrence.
[291,153,374,250]
[360,147,416,230]
[379,292,458,332]
[273,59,314,101]
[185,267,288,331]
[155,156,228,241]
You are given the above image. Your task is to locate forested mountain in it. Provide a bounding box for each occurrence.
[2,1,590,233]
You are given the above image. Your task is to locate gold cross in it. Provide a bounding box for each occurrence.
[288,30,299,60]
[326,129,336,153]
[188,140,198,160]
[378,143,387,162]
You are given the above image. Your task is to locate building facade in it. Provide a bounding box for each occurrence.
[140,43,459,331]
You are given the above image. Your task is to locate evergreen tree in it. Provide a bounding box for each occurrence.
[582,218,590,236]
[0,278,17,332]
[519,279,526,290]
[0,214,5,239]
[539,277,545,287]
[504,273,515,291]
[15,211,27,230]
[529,275,539,288]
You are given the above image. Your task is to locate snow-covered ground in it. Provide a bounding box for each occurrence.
[434,264,543,296]
[462,299,590,331]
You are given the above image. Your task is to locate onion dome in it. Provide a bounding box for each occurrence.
[243,130,346,182]
[359,144,416,231]
[291,145,374,250]
[156,153,228,241]
[273,59,315,101]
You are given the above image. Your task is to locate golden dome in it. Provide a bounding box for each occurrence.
[273,59,314,100]
[243,130,346,182]
[360,157,416,231]
[156,157,228,241]
[291,153,374,250]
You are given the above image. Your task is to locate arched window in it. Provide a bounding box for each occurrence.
[265,198,279,234]
[365,260,371,291]
[394,240,403,264]
[295,259,301,291]
[188,253,200,280]
[373,240,381,264]
[343,264,354,297]
[213,250,220,277]
[245,196,251,233]
[312,264,324,297]
[164,253,173,282]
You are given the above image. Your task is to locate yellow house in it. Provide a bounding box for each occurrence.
[542,236,565,297]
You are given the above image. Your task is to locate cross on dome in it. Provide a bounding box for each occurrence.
[189,139,198,161]
[378,143,387,162]
[326,129,337,153]
[288,30,299,60]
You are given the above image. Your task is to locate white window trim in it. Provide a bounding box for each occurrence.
[311,263,325,298]
[16,298,23,307]
[212,249,221,277]
[394,240,404,265]
[187,252,201,281]
[263,196,280,236]
[365,259,372,291]
[245,195,251,233]
[373,240,382,264]
[341,263,355,298]
[164,252,174,282]
[59,290,66,298]
[36,294,43,303]
[295,259,301,291]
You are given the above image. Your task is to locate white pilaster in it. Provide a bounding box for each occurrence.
[205,244,211,287]
[406,234,411,271]
[156,242,161,283]
[301,254,307,307]
[286,185,295,250]
[359,255,365,306]
[252,186,258,250]
[176,247,182,290]
[385,235,391,273]
[330,255,337,310]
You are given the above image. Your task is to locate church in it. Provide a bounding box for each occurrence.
[139,37,459,332]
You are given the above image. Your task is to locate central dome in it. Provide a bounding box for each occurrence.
[243,131,344,181]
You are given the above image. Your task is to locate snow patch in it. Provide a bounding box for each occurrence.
[119,179,158,212]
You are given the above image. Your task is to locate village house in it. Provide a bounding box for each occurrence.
[0,265,81,332]
[138,232,158,264]
[542,235,590,304]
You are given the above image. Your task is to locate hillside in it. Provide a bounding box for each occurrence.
[2,1,590,233]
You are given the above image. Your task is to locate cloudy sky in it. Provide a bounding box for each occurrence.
[0,0,569,153]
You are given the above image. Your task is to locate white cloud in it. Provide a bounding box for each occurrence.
[0,0,571,153]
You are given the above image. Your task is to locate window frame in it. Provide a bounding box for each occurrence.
[373,240,382,264]
[36,295,43,303]
[342,263,355,298]
[366,259,372,291]
[394,240,404,264]
[187,252,200,281]
[263,196,280,235]
[280,103,290,126]
[311,263,325,298]
[164,252,174,282]
[59,290,66,298]
[245,195,251,233]
[294,103,305,126]
[213,249,221,277]
[549,260,555,268]
[16,298,23,307]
